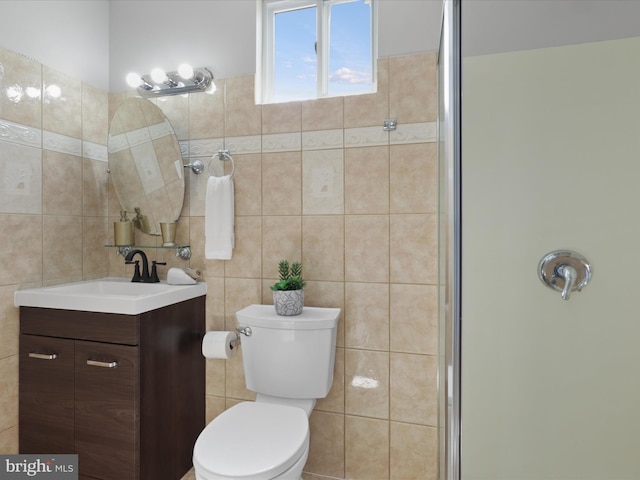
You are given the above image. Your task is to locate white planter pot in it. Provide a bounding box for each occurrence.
[273,289,304,316]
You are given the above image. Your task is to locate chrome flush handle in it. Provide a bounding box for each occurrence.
[538,250,592,301]
[236,326,252,337]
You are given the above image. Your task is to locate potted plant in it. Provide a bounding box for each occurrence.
[270,260,306,316]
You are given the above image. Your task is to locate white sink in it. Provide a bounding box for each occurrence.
[14,277,207,315]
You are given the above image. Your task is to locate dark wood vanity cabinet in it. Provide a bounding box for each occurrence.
[19,296,205,480]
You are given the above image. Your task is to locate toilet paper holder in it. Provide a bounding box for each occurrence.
[222,327,250,352]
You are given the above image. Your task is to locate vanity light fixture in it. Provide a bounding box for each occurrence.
[125,64,215,97]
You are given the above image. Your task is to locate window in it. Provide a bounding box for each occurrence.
[259,0,377,103]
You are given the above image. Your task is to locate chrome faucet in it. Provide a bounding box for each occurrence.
[124,249,154,283]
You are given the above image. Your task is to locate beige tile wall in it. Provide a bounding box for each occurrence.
[149,52,438,480]
[0,47,110,451]
[0,45,438,479]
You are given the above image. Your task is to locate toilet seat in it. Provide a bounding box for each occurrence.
[193,402,309,480]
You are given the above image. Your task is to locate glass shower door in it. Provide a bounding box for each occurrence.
[459,1,640,478]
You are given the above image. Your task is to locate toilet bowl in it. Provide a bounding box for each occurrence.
[193,402,309,480]
[193,305,340,480]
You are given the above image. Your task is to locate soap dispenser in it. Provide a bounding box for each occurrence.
[133,207,151,233]
[114,210,134,246]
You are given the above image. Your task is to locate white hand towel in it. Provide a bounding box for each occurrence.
[205,175,235,259]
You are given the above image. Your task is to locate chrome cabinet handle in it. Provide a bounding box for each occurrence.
[29,352,58,360]
[538,250,591,301]
[86,359,118,368]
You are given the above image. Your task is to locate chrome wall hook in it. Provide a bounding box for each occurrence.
[383,118,397,131]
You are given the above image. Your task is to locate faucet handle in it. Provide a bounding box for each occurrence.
[126,260,142,282]
[150,261,166,283]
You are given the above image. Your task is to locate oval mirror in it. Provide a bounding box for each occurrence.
[108,97,184,236]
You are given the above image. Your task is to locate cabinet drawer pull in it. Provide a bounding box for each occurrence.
[86,359,118,368]
[28,352,58,360]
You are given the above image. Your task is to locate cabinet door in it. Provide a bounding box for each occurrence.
[74,340,139,480]
[19,335,75,454]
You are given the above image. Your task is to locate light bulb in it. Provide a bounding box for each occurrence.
[45,84,61,98]
[126,72,142,88]
[205,81,217,94]
[25,86,40,98]
[6,85,23,103]
[178,64,194,80]
[150,68,167,84]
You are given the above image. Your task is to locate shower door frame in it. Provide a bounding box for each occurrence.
[438,0,462,479]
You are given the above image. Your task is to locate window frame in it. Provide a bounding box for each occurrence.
[259,0,377,104]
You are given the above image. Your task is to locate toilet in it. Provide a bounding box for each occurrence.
[193,304,340,480]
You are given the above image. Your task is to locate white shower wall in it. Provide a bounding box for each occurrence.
[462,36,640,479]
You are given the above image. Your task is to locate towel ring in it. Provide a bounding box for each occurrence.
[209,149,235,178]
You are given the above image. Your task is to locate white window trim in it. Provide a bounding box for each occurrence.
[257,0,377,104]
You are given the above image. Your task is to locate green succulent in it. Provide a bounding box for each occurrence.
[270,260,306,291]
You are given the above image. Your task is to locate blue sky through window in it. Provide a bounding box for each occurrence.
[273,0,372,102]
[328,1,372,96]
[274,6,317,102]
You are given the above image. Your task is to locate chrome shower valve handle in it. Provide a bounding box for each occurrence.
[538,250,591,301]
[556,264,577,300]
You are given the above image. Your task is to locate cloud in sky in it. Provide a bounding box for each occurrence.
[329,67,370,84]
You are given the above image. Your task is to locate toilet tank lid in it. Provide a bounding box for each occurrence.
[236,304,340,330]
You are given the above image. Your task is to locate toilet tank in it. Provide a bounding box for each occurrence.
[236,304,340,399]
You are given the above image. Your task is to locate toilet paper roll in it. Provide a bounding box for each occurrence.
[202,331,237,359]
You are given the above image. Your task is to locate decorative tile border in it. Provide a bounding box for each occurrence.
[43,131,82,157]
[188,138,224,157]
[390,121,437,145]
[345,126,389,148]
[302,129,343,151]
[262,132,301,153]
[0,120,41,148]
[2,119,107,160]
[189,123,437,157]
[83,141,107,162]
[1,118,438,173]
[108,133,128,153]
[224,135,262,155]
